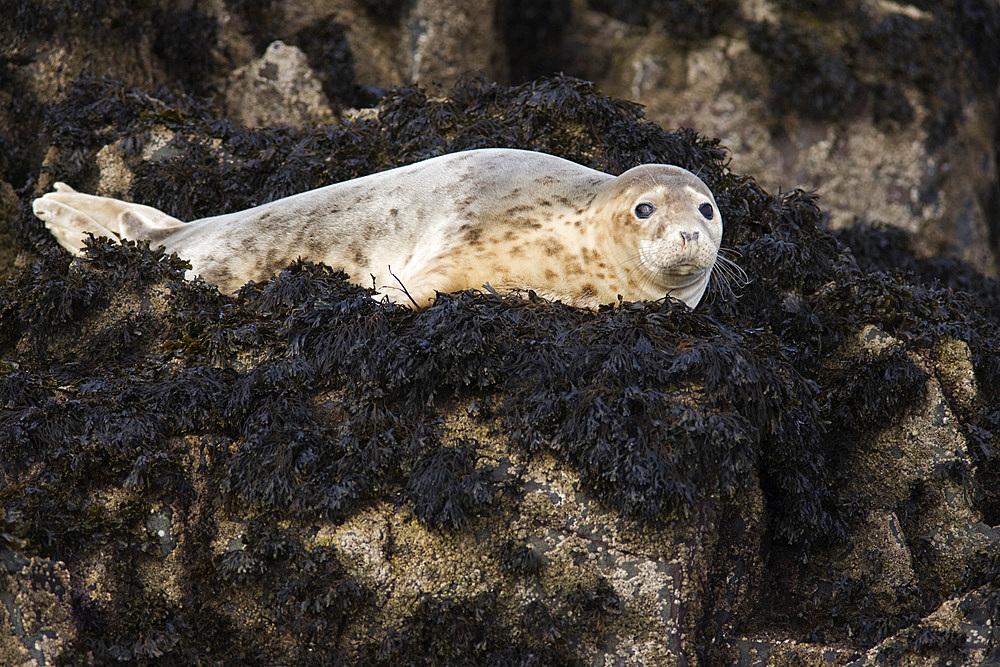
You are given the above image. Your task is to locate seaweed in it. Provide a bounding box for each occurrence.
[1,508,26,550]
[151,9,219,92]
[404,442,497,529]
[872,625,969,665]
[358,0,405,23]
[922,0,1000,88]
[826,344,930,437]
[746,20,863,122]
[744,3,992,142]
[366,586,616,665]
[222,518,366,651]
[588,0,738,43]
[2,73,999,662]
[498,0,574,82]
[0,134,31,188]
[294,17,373,110]
[228,0,284,54]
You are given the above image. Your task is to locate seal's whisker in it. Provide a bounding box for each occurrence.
[708,250,750,302]
[715,251,750,288]
[619,251,672,298]
[640,165,658,190]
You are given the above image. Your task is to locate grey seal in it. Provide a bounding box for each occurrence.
[33,148,723,308]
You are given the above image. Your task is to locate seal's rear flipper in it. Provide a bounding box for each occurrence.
[32,183,185,255]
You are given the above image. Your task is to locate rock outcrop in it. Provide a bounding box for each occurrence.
[1,2,998,665]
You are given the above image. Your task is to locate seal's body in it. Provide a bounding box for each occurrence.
[33,148,722,308]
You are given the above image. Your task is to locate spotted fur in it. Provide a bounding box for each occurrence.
[32,148,723,308]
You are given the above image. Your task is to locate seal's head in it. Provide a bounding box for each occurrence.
[596,164,722,308]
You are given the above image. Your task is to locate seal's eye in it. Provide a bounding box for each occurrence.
[634,203,655,219]
[699,203,714,220]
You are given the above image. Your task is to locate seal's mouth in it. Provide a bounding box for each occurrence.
[661,264,706,277]
[654,267,708,291]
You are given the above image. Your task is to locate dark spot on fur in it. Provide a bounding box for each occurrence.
[464,227,483,245]
[514,218,542,230]
[206,264,232,286]
[544,269,557,280]
[262,248,288,275]
[143,228,175,244]
[542,238,565,256]
[579,284,597,299]
[309,236,327,255]
[504,204,533,216]
[347,242,367,267]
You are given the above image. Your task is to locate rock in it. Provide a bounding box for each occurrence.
[406,0,503,85]
[567,3,1000,275]
[2,3,995,274]
[225,41,336,127]
[0,551,75,665]
[1,4,999,665]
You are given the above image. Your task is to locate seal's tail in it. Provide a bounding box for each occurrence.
[32,183,185,255]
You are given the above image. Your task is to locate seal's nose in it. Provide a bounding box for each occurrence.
[679,230,699,246]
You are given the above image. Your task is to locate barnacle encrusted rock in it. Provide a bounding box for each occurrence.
[0,552,75,665]
[1,43,999,667]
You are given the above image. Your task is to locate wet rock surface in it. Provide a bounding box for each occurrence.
[1,2,999,665]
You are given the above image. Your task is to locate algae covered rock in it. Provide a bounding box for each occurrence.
[1,73,998,665]
[2,0,1000,656]
[572,1,1000,277]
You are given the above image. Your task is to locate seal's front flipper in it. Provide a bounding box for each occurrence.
[32,183,185,255]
